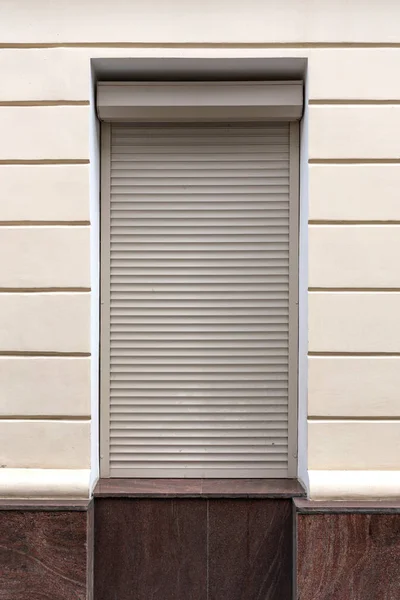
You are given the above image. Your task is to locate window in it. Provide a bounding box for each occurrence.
[99,82,301,478]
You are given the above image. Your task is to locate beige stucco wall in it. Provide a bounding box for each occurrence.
[1,0,400,499]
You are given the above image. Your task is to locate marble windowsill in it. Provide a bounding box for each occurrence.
[295,497,400,514]
[94,478,306,498]
[0,499,91,511]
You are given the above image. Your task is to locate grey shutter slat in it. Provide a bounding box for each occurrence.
[107,123,292,478]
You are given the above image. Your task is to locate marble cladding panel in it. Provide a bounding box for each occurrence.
[94,498,293,600]
[208,499,292,600]
[0,508,91,600]
[297,513,400,600]
[94,498,208,600]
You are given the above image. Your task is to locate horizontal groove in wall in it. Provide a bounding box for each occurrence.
[0,351,91,357]
[0,101,89,107]
[0,160,89,165]
[0,415,91,421]
[309,100,400,105]
[309,351,400,357]
[0,288,91,293]
[3,42,400,49]
[308,417,400,423]
[309,220,400,225]
[0,418,91,424]
[308,415,400,422]
[309,159,400,164]
[309,288,400,292]
[0,221,91,226]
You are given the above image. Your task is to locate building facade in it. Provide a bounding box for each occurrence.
[1,1,400,598]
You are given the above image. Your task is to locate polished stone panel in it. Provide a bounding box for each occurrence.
[297,513,400,600]
[295,498,400,514]
[87,502,94,600]
[95,477,305,498]
[94,498,293,600]
[208,499,293,600]
[94,499,208,600]
[95,477,202,497]
[0,509,89,600]
[201,479,304,498]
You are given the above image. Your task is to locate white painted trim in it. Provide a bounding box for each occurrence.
[0,469,91,500]
[287,121,300,477]
[99,122,111,478]
[309,470,400,500]
[297,70,309,492]
[89,64,101,494]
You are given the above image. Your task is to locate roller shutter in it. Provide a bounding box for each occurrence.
[101,122,298,478]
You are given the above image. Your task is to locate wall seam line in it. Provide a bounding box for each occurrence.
[0,101,90,107]
[0,416,92,421]
[309,220,400,225]
[309,100,400,105]
[308,416,400,422]
[308,288,400,292]
[0,160,89,165]
[0,222,91,226]
[309,159,400,164]
[0,352,91,357]
[308,352,400,357]
[0,288,92,293]
[3,42,400,49]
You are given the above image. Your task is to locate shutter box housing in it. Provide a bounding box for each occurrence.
[97,81,303,122]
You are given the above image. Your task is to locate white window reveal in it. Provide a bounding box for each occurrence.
[99,82,301,478]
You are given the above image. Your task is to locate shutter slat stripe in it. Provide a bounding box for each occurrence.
[108,123,290,477]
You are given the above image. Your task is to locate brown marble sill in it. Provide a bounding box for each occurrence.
[295,498,400,514]
[94,478,306,499]
[0,499,91,511]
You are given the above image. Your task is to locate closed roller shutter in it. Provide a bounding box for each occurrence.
[101,123,298,478]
